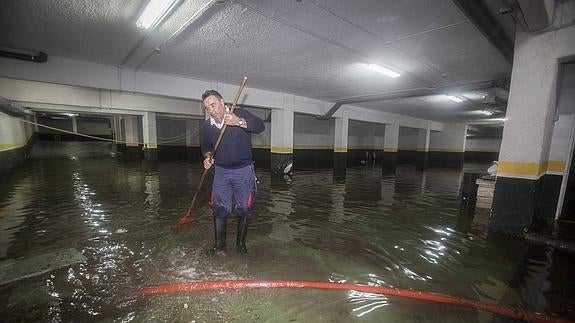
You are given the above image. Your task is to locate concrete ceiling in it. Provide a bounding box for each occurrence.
[0,0,515,128]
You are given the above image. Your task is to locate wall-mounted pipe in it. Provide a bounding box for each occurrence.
[0,49,47,63]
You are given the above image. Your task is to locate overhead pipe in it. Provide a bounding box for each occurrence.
[0,49,47,63]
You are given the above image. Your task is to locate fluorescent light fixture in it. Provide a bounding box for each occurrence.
[367,64,401,78]
[65,113,78,117]
[481,110,494,116]
[445,95,464,103]
[137,0,179,30]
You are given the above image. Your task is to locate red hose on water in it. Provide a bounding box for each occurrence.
[139,280,572,323]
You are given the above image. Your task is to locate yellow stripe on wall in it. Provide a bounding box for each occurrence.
[347,146,381,150]
[546,160,566,173]
[334,147,347,153]
[271,146,293,153]
[465,149,499,153]
[0,142,27,152]
[293,144,332,150]
[428,148,465,153]
[498,160,566,177]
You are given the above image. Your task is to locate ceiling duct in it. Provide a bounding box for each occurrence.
[317,79,507,120]
[0,48,48,63]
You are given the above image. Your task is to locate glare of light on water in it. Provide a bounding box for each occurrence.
[73,172,108,230]
[349,290,389,317]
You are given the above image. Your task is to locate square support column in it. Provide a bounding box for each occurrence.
[124,116,140,160]
[383,122,399,175]
[143,112,158,161]
[334,116,349,177]
[491,29,565,234]
[416,128,430,171]
[271,107,294,179]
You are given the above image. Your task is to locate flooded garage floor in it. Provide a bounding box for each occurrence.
[0,159,574,322]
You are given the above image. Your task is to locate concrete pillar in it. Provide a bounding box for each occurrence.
[111,117,117,141]
[416,127,430,170]
[71,117,78,133]
[110,117,117,153]
[490,29,561,234]
[270,107,294,179]
[383,122,399,174]
[71,116,78,140]
[429,123,467,168]
[124,116,140,160]
[33,113,39,132]
[334,116,348,177]
[366,126,377,166]
[115,116,126,154]
[186,119,201,161]
[143,112,158,161]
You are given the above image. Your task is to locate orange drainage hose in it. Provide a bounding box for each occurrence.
[139,280,573,323]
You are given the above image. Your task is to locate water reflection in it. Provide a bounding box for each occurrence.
[266,182,297,242]
[0,175,32,257]
[72,171,108,233]
[143,173,161,214]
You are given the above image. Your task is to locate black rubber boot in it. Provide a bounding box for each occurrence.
[236,216,249,254]
[206,217,227,256]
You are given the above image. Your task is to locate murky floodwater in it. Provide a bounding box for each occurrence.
[1,158,574,322]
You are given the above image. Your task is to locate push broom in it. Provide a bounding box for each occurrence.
[176,77,248,229]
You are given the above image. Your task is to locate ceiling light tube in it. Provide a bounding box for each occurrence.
[367,64,401,78]
[137,0,180,30]
[446,95,464,103]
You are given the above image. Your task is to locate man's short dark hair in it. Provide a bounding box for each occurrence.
[202,89,223,101]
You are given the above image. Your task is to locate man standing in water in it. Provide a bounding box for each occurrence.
[201,89,265,256]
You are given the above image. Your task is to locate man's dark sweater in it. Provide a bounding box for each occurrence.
[201,107,265,169]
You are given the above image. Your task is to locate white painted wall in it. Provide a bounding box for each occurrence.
[294,113,334,149]
[429,123,467,152]
[348,120,385,149]
[398,127,419,150]
[246,107,271,149]
[549,114,575,163]
[0,112,34,151]
[465,138,502,152]
[551,61,575,163]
